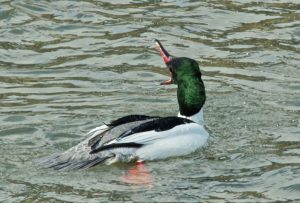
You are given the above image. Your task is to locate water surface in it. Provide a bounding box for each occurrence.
[1,0,300,202]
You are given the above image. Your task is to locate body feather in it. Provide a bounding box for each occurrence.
[35,114,208,171]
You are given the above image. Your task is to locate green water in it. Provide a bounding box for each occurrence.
[1,0,299,202]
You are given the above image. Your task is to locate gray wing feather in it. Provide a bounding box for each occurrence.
[91,119,156,149]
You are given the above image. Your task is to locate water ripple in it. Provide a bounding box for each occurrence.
[1,0,300,202]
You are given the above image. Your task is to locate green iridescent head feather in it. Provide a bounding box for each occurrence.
[156,40,206,117]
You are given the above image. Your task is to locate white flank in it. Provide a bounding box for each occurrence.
[135,123,208,160]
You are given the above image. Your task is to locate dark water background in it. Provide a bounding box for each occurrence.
[0,0,299,202]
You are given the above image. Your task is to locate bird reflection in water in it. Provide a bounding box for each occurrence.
[121,162,153,188]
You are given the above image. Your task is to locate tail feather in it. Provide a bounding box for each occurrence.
[34,124,111,171]
[34,154,61,168]
[34,153,110,171]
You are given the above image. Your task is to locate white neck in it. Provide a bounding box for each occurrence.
[177,108,204,125]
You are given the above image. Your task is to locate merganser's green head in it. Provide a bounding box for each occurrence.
[155,39,206,117]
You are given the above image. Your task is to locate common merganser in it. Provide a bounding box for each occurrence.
[36,39,209,171]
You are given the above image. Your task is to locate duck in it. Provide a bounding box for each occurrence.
[36,39,209,171]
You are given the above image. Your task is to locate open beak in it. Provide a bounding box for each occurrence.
[155,39,173,85]
[155,39,171,64]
